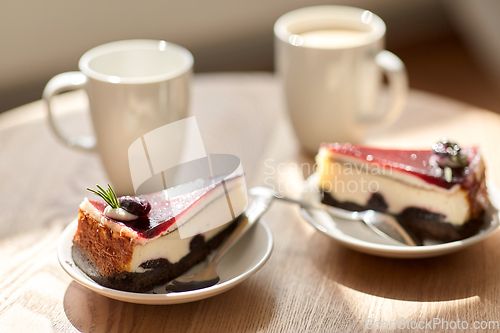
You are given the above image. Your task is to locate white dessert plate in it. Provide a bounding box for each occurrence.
[300,174,500,258]
[57,219,273,304]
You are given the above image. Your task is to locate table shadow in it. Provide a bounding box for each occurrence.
[308,230,500,303]
[63,280,275,333]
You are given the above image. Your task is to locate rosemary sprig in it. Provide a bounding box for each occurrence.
[450,152,468,168]
[87,184,120,209]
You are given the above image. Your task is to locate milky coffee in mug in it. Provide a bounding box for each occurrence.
[274,6,408,154]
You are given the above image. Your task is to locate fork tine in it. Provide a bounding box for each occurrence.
[363,211,418,246]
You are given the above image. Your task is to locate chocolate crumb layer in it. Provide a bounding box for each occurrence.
[397,207,484,243]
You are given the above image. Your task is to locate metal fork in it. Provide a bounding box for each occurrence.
[165,195,273,293]
[249,187,418,246]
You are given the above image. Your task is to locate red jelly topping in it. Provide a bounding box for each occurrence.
[322,143,480,190]
[89,180,221,239]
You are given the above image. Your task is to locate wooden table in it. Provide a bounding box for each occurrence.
[2,73,500,332]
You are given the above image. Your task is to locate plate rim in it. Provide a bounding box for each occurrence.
[57,218,273,304]
[300,174,500,258]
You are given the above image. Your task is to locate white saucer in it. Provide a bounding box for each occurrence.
[57,219,273,304]
[300,175,500,258]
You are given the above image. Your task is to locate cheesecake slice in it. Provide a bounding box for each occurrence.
[315,140,488,243]
[72,175,247,292]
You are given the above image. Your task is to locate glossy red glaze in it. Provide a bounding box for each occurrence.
[322,143,480,189]
[89,181,218,239]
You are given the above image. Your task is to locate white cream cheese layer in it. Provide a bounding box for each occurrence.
[128,178,246,272]
[316,148,484,225]
[129,222,228,272]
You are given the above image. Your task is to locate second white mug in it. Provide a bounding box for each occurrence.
[43,39,194,195]
[274,6,408,154]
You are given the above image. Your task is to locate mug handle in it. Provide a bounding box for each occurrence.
[362,50,408,125]
[43,71,96,151]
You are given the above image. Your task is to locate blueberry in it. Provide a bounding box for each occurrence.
[118,196,151,216]
[432,138,468,168]
[432,139,460,157]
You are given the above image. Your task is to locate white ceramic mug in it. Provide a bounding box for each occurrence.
[43,39,193,195]
[274,6,408,154]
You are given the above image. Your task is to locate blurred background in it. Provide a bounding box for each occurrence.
[1,0,500,114]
